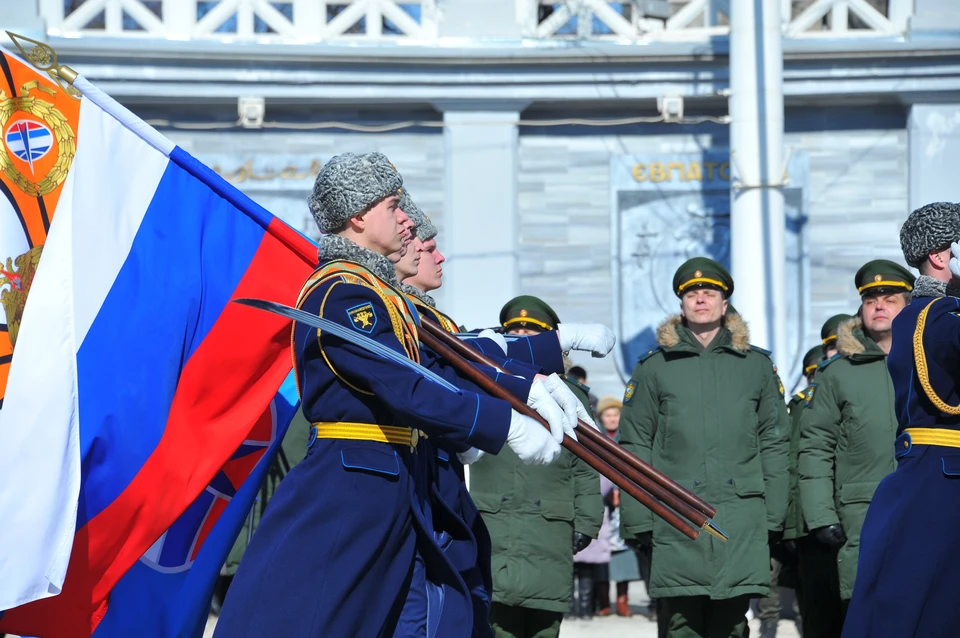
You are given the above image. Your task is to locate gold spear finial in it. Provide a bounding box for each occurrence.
[703,519,729,542]
[5,31,81,99]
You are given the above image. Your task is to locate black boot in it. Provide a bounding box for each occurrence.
[578,571,595,620]
[210,574,232,616]
[759,619,778,638]
[567,570,579,619]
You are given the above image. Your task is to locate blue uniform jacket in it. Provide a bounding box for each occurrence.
[468,331,565,376]
[215,261,516,638]
[399,302,563,637]
[844,294,960,637]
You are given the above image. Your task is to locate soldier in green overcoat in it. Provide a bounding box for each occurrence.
[470,296,604,638]
[798,260,914,623]
[782,345,824,550]
[756,344,822,637]
[788,315,850,638]
[619,258,789,638]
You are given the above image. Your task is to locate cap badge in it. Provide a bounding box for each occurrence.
[520,309,528,317]
[694,270,702,277]
[874,274,882,282]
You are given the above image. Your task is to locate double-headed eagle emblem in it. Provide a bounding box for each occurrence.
[0,246,42,349]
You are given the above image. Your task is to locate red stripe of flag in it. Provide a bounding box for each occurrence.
[0,223,316,637]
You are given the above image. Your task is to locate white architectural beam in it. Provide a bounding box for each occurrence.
[438,106,526,328]
[729,0,786,360]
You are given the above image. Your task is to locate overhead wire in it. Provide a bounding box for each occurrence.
[143,114,731,132]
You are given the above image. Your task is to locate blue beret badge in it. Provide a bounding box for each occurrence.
[624,380,637,405]
[347,303,377,334]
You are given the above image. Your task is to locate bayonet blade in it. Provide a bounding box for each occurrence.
[234,297,459,392]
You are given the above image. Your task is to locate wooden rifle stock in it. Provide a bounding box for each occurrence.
[416,324,702,541]
[418,317,727,541]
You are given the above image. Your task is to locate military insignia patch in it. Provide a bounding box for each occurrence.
[805,383,817,407]
[623,380,637,405]
[347,303,377,334]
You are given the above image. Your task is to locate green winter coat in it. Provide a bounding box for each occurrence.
[619,314,790,600]
[469,378,603,613]
[783,388,811,541]
[797,317,897,600]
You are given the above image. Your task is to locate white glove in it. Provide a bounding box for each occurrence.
[539,373,587,441]
[457,447,485,465]
[478,328,509,356]
[506,410,562,465]
[526,380,566,445]
[557,323,617,358]
[950,242,960,280]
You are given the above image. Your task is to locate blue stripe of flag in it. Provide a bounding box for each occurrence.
[75,156,267,528]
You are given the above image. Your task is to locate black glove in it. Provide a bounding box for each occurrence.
[572,532,592,554]
[813,524,847,549]
[625,531,653,550]
[782,539,797,555]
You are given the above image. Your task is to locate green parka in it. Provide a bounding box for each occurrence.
[469,379,603,613]
[783,389,811,541]
[797,317,897,600]
[619,314,790,600]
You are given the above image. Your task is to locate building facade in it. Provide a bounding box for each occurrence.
[3,0,959,396]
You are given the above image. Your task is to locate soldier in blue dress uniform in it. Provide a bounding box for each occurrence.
[214,152,576,638]
[392,187,613,638]
[844,202,960,638]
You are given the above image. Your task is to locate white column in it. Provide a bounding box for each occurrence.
[436,106,524,329]
[729,0,786,360]
[908,103,960,213]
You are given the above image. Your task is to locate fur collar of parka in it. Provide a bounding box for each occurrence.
[836,316,867,357]
[655,313,751,352]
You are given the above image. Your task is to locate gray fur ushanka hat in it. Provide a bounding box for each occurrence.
[900,202,960,267]
[398,188,438,241]
[308,152,402,233]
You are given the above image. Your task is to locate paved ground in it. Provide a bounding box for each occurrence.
[199,581,802,638]
[558,581,801,638]
[560,616,801,638]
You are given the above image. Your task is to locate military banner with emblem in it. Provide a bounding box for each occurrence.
[0,46,79,408]
[0,38,318,636]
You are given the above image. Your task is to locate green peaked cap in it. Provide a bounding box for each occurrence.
[802,345,824,374]
[672,257,734,299]
[854,260,915,297]
[499,295,561,332]
[821,313,853,345]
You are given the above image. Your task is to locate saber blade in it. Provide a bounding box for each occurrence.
[233,297,459,392]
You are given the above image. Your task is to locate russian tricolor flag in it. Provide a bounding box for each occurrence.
[0,54,317,637]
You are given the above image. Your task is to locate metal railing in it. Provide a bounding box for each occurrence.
[43,0,438,41]
[40,0,912,42]
[524,0,913,41]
